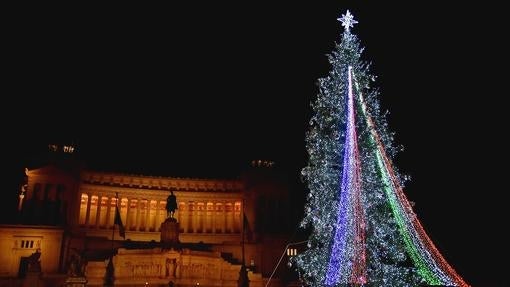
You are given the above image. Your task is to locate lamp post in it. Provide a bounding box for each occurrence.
[264,240,308,287]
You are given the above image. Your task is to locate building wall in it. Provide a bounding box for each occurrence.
[74,184,245,243]
[14,163,295,282]
[23,167,249,236]
[24,165,79,226]
[0,225,64,277]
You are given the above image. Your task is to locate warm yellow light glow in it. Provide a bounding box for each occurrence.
[63,145,75,153]
[286,248,297,256]
[79,194,89,225]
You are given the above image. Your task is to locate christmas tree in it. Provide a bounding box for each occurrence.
[294,11,468,286]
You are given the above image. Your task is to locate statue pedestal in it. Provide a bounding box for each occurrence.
[161,218,180,245]
[64,276,87,287]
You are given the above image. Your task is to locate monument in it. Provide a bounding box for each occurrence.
[84,190,265,286]
[166,191,178,219]
[22,249,44,287]
[161,191,180,246]
[64,249,87,287]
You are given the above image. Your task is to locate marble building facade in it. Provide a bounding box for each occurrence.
[1,159,297,286]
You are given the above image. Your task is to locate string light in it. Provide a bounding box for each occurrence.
[354,73,468,286]
[295,10,469,287]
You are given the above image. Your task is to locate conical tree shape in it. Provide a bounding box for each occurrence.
[294,10,468,286]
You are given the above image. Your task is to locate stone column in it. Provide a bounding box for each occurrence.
[212,201,216,234]
[136,198,141,231]
[85,193,92,227]
[105,196,112,228]
[145,199,151,232]
[222,201,227,233]
[197,202,202,233]
[95,195,103,228]
[192,202,197,233]
[186,201,191,233]
[77,192,84,226]
[177,202,182,223]
[232,201,237,233]
[126,198,132,230]
[154,200,160,231]
[180,202,187,233]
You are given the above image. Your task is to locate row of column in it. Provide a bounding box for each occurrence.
[29,182,65,201]
[78,193,242,234]
[178,201,242,234]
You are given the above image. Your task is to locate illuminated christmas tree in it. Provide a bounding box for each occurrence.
[294,11,469,286]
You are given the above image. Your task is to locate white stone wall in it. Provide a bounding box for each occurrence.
[0,225,64,277]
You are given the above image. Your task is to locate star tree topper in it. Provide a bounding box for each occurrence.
[338,10,358,32]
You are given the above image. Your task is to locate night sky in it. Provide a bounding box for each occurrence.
[3,2,507,286]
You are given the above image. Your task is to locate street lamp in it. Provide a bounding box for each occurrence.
[264,240,308,287]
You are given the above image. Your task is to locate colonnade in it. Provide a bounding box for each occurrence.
[78,193,242,234]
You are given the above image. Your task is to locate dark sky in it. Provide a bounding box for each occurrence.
[3,2,507,286]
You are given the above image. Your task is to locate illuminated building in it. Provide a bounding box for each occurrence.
[0,146,300,286]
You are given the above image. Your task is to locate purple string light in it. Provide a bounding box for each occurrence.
[325,66,356,284]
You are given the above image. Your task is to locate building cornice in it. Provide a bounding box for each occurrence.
[79,184,241,200]
[80,170,243,192]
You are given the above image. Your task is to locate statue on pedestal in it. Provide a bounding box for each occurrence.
[27,249,42,273]
[166,191,178,220]
[64,249,88,287]
[22,249,43,287]
[162,191,180,246]
[67,249,85,277]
